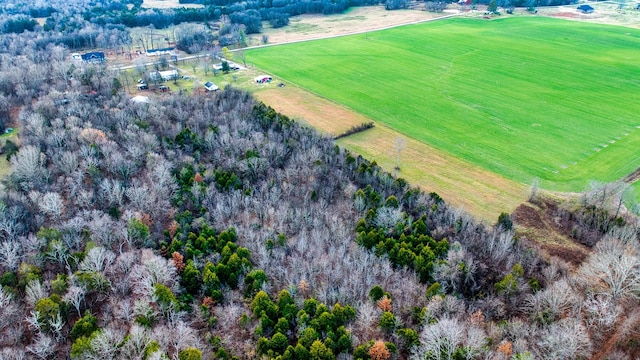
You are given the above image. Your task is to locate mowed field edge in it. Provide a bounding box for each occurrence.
[245,16,640,193]
[254,84,528,222]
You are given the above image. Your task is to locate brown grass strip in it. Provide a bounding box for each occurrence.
[255,84,528,222]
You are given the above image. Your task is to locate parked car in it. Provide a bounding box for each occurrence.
[254,75,272,84]
[136,83,148,90]
[158,85,170,92]
[204,81,219,92]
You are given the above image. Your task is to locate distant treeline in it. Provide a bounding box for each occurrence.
[79,0,579,35]
[0,0,579,39]
[84,0,381,34]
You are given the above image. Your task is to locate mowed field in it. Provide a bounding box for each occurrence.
[245,16,640,194]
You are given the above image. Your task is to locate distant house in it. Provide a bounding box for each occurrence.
[577,4,594,13]
[150,70,179,82]
[254,75,272,84]
[204,82,219,92]
[80,52,106,63]
[146,47,174,57]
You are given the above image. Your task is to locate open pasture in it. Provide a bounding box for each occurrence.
[246,16,640,192]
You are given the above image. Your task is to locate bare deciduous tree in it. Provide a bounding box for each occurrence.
[412,316,465,360]
[79,246,116,274]
[0,203,27,242]
[374,206,403,229]
[120,324,151,360]
[48,311,64,342]
[64,285,86,317]
[0,240,22,271]
[9,145,47,190]
[579,237,640,303]
[433,242,477,295]
[25,279,48,307]
[39,192,65,220]
[583,293,620,330]
[0,347,27,360]
[393,136,407,175]
[534,318,592,360]
[525,279,579,324]
[26,333,55,360]
[91,328,125,359]
[46,239,68,268]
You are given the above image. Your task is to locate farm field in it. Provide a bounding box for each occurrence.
[245,16,640,193]
[253,83,528,221]
[255,5,451,46]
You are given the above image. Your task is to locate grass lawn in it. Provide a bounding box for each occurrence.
[0,155,10,180]
[624,181,640,212]
[245,16,640,192]
[0,129,18,181]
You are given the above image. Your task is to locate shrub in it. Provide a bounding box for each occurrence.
[18,263,42,290]
[181,261,202,294]
[333,122,375,140]
[497,212,513,230]
[0,271,17,287]
[309,339,335,360]
[154,283,178,311]
[369,285,384,302]
[3,140,18,161]
[379,311,397,333]
[270,332,288,355]
[34,297,61,331]
[494,273,517,296]
[377,296,392,312]
[70,335,93,359]
[251,291,278,320]
[425,282,442,299]
[70,311,98,340]
[398,328,419,349]
[178,347,202,360]
[369,340,390,360]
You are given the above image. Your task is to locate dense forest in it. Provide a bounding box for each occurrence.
[0,0,639,359]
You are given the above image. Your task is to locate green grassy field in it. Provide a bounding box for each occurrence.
[245,16,640,192]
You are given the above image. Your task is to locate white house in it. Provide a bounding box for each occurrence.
[150,70,179,82]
